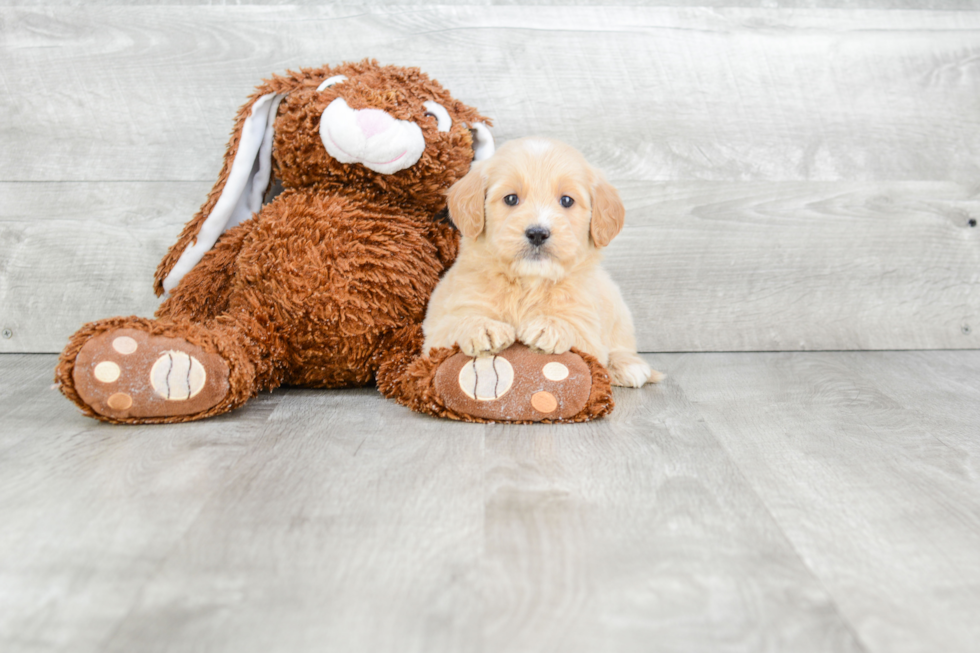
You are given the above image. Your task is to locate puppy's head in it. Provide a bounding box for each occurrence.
[447,137,624,280]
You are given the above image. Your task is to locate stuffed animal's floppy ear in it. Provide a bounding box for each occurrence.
[590,174,625,248]
[155,91,284,295]
[468,122,495,162]
[447,162,486,239]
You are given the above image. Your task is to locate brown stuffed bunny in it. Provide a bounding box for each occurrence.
[56,60,614,424]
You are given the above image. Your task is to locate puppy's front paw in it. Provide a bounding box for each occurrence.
[457,318,516,357]
[518,317,577,355]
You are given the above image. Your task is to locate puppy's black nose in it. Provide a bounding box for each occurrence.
[525,226,550,247]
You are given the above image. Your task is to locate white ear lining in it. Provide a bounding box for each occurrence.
[163,92,284,294]
[469,122,495,161]
[229,95,281,232]
[422,101,452,132]
[317,75,348,91]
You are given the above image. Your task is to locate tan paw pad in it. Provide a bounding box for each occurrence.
[531,391,558,414]
[107,393,133,410]
[150,351,207,400]
[93,361,121,383]
[541,362,569,381]
[457,355,514,401]
[112,336,138,355]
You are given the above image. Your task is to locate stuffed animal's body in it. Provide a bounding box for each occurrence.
[57,62,493,422]
[56,61,614,424]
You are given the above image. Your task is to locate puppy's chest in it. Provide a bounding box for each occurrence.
[491,279,577,322]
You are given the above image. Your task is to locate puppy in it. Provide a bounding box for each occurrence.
[422,137,662,388]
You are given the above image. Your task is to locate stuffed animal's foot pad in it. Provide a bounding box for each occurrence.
[434,344,592,422]
[72,328,229,420]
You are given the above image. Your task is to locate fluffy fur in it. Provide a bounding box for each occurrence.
[422,137,662,388]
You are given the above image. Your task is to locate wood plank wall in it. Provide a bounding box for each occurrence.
[1,4,978,353]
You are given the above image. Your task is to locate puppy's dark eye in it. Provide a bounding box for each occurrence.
[560,195,575,208]
[504,194,519,206]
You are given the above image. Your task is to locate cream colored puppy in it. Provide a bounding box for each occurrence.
[423,137,661,387]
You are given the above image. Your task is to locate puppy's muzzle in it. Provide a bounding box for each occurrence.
[525,226,551,247]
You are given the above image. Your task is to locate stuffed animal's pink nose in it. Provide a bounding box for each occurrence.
[355,109,394,139]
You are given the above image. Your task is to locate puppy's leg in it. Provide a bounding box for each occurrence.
[608,350,664,387]
[518,316,578,355]
[597,271,664,386]
[431,315,516,357]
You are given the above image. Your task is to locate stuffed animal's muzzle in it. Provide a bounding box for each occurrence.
[319,98,425,175]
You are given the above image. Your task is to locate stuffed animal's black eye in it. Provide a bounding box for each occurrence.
[560,195,575,208]
[504,194,519,206]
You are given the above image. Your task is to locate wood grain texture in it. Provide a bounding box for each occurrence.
[0,182,210,353]
[676,350,980,653]
[608,181,980,352]
[481,385,862,653]
[2,7,978,184]
[3,5,978,354]
[2,180,977,353]
[0,355,485,653]
[98,391,487,653]
[5,1,978,8]
[3,350,980,651]
[0,355,282,652]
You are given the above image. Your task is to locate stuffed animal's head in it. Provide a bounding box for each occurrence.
[269,61,494,211]
[158,61,492,294]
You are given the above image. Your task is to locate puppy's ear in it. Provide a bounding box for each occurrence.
[447,163,486,238]
[590,175,625,248]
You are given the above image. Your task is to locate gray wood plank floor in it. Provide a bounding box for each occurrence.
[2,351,978,653]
